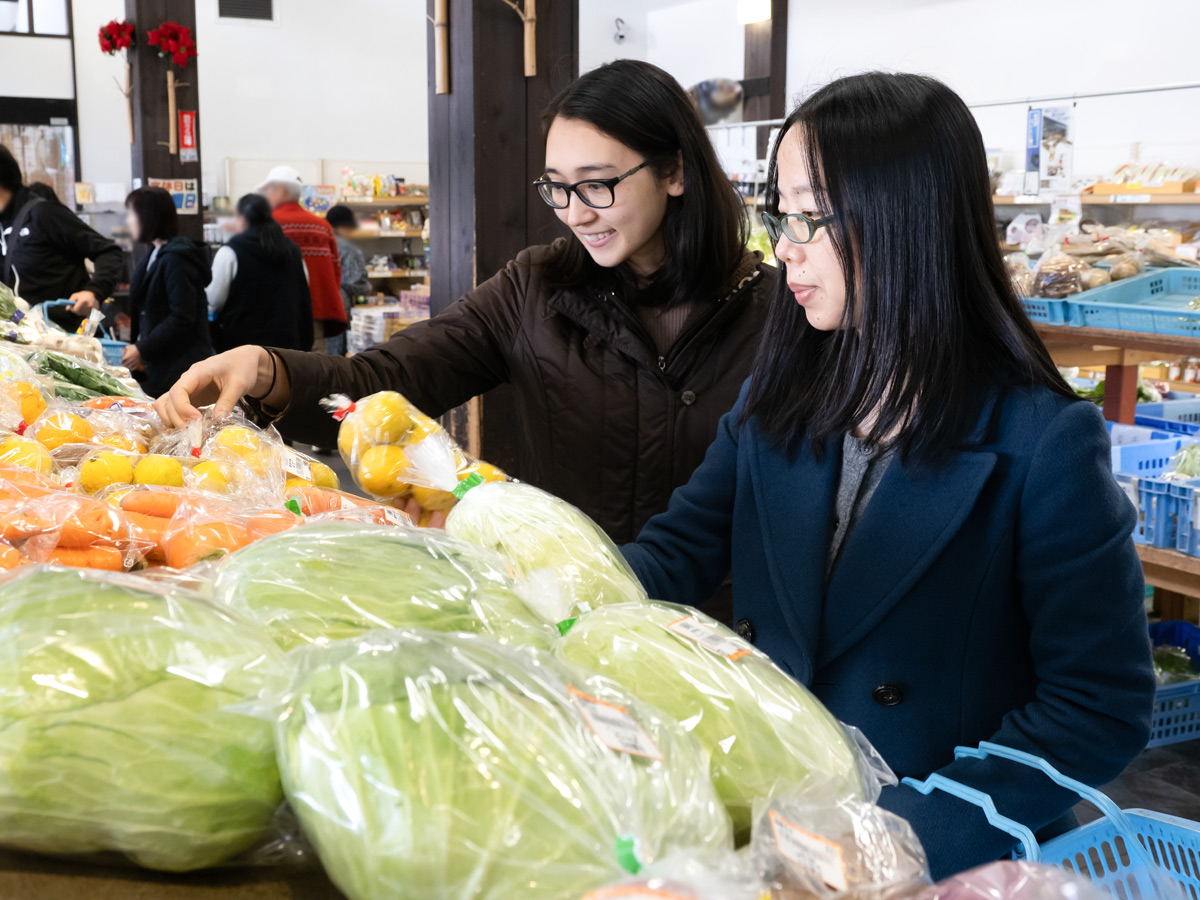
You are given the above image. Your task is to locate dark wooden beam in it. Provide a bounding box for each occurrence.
[125,0,203,242]
[427,0,578,471]
[743,0,789,156]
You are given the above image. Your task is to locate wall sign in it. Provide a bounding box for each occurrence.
[148,178,199,214]
[179,111,198,163]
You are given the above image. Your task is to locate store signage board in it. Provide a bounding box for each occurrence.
[178,111,198,164]
[147,178,199,215]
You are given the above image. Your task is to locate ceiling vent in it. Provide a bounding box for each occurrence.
[218,0,273,21]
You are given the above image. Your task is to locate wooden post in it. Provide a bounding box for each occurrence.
[1104,363,1139,425]
[427,0,576,470]
[124,62,133,144]
[432,0,449,94]
[126,0,203,242]
[742,0,789,155]
[523,0,536,77]
[164,69,178,155]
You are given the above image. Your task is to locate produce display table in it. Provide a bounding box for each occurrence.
[1033,322,1200,424]
[0,850,346,900]
[1137,545,1200,619]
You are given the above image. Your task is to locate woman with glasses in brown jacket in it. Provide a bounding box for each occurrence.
[155,59,776,559]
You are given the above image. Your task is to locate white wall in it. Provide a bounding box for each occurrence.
[72,0,131,187]
[579,1,648,72]
[0,36,74,99]
[646,0,743,91]
[786,0,1200,177]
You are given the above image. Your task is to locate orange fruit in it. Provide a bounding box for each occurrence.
[34,412,94,451]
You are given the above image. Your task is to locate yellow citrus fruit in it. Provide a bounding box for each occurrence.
[190,460,230,493]
[97,432,147,454]
[358,392,418,444]
[79,451,135,494]
[337,417,377,462]
[284,475,311,490]
[0,435,52,475]
[106,486,134,507]
[466,461,507,483]
[401,417,444,448]
[133,454,185,488]
[357,444,411,498]
[5,381,46,425]
[309,460,339,489]
[34,412,94,451]
[215,425,263,456]
[410,484,458,512]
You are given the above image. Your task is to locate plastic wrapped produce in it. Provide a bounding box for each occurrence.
[555,601,867,840]
[1171,443,1200,478]
[914,862,1108,900]
[751,780,928,900]
[1107,251,1144,282]
[583,852,769,900]
[275,630,732,900]
[1003,253,1033,297]
[1081,267,1112,291]
[1032,255,1085,299]
[213,522,555,650]
[0,491,135,571]
[447,480,647,624]
[0,567,282,870]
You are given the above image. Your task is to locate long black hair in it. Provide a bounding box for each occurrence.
[125,187,179,243]
[237,193,291,260]
[539,59,747,308]
[744,72,1075,463]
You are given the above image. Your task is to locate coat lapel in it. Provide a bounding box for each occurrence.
[817,447,997,668]
[748,432,842,685]
[546,289,662,373]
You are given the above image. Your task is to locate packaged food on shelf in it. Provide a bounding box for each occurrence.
[1032,254,1085,299]
[554,601,871,841]
[447,480,647,624]
[212,521,555,650]
[274,630,732,900]
[0,566,283,870]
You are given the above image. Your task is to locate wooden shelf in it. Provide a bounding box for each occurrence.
[995,194,1200,206]
[348,228,423,240]
[1033,323,1200,359]
[1137,544,1200,600]
[338,196,429,207]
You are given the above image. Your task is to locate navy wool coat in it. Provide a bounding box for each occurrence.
[623,384,1155,879]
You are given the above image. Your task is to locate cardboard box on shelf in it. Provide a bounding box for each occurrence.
[1090,181,1197,195]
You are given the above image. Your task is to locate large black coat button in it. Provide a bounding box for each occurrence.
[872,684,904,707]
[681,390,697,406]
[736,618,755,643]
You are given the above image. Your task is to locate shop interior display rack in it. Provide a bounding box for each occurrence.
[337,193,430,289]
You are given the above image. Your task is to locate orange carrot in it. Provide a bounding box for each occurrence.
[125,511,168,562]
[83,397,153,412]
[119,490,185,519]
[164,521,252,569]
[49,545,125,571]
[0,544,25,570]
[246,510,303,540]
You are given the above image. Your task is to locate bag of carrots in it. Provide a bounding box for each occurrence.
[0,492,134,572]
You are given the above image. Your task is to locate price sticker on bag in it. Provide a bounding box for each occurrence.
[381,506,408,526]
[769,811,848,891]
[282,451,313,481]
[666,616,751,661]
[569,686,663,761]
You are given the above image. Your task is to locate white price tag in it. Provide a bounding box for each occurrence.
[769,811,848,891]
[282,452,313,481]
[569,687,663,761]
[339,495,356,511]
[1111,194,1152,204]
[666,617,751,661]
[381,506,408,526]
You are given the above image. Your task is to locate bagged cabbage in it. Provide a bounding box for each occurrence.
[583,851,769,900]
[915,862,1108,900]
[447,480,647,624]
[751,781,928,900]
[276,630,732,900]
[555,601,866,840]
[0,566,283,870]
[213,521,555,649]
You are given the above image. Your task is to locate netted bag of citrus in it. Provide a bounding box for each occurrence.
[324,392,506,509]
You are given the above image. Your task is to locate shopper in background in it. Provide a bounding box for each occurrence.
[621,72,1154,878]
[156,60,775,549]
[258,166,344,353]
[125,187,213,397]
[324,204,371,357]
[206,193,313,354]
[0,144,123,326]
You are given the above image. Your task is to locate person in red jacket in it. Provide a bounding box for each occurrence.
[258,166,345,353]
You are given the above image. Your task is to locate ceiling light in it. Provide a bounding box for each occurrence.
[737,0,771,25]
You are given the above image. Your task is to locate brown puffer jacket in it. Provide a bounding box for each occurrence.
[270,240,777,543]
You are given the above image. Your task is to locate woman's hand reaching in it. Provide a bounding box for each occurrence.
[154,346,285,428]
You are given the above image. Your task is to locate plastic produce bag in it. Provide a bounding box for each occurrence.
[1107,251,1144,282]
[0,491,135,571]
[1032,255,1085,299]
[1153,644,1198,685]
[555,601,869,840]
[28,349,141,399]
[1171,443,1200,478]
[1003,253,1033,297]
[914,862,1109,900]
[583,852,770,900]
[274,630,733,900]
[0,566,283,870]
[447,480,647,624]
[750,780,929,900]
[213,521,556,650]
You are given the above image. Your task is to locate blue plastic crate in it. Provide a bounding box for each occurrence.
[1021,296,1068,325]
[1134,478,1179,548]
[1147,622,1200,748]
[1107,422,1174,445]
[1136,399,1200,436]
[904,742,1200,899]
[1112,438,1190,477]
[1068,270,1200,336]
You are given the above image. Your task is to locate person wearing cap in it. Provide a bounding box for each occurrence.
[258,165,345,353]
[0,144,124,324]
[324,204,371,357]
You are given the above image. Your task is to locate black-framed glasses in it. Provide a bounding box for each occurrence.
[533,161,651,210]
[761,210,834,247]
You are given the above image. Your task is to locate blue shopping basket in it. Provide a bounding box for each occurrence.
[41,299,127,367]
[903,742,1200,899]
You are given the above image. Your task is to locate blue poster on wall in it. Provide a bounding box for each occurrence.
[1024,108,1042,195]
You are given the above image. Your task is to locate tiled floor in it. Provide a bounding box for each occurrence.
[1078,741,1200,824]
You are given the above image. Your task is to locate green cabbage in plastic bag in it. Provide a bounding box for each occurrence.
[446,481,646,624]
[214,522,555,650]
[276,630,732,900]
[555,602,865,841]
[0,566,283,871]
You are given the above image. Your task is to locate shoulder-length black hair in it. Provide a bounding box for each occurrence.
[538,59,747,308]
[744,72,1075,463]
[125,186,179,243]
[237,192,292,261]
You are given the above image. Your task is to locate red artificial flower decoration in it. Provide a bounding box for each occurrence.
[146,21,197,68]
[97,19,135,56]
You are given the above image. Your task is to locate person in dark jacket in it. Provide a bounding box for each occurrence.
[125,187,213,397]
[155,60,776,544]
[622,73,1155,879]
[324,204,371,357]
[0,144,124,323]
[206,193,313,353]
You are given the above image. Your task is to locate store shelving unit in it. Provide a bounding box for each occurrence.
[995,194,1200,206]
[337,193,430,290]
